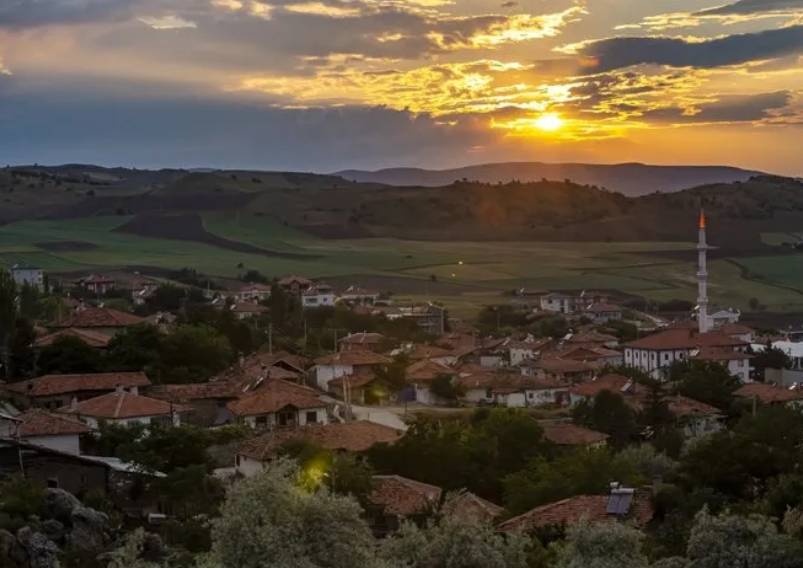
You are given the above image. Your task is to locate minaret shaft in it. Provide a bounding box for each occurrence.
[697,210,710,334]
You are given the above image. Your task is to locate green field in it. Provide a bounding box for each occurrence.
[2,213,803,316]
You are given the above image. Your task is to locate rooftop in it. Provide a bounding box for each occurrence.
[369,475,442,516]
[51,307,144,329]
[59,390,178,419]
[227,379,326,417]
[5,372,151,398]
[15,409,91,437]
[542,422,609,446]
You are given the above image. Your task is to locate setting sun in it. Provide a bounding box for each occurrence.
[534,112,564,132]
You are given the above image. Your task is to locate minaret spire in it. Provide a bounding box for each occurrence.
[697,209,710,333]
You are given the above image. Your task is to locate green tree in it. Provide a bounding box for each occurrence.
[105,323,163,373]
[0,269,17,379]
[10,317,37,378]
[555,521,649,568]
[38,334,103,374]
[158,324,233,383]
[430,374,463,401]
[671,361,739,411]
[685,508,803,568]
[751,342,792,380]
[202,459,380,568]
[381,516,530,568]
[572,390,639,448]
[17,282,41,319]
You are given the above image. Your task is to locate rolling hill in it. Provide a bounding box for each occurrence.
[336,162,763,196]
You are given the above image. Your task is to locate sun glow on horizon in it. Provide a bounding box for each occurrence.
[534,112,564,132]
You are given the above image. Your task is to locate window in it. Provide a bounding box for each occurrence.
[255,415,268,428]
[47,478,59,489]
[306,411,318,424]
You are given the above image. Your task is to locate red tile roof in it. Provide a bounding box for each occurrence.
[692,347,753,361]
[59,390,177,419]
[328,371,378,390]
[498,491,653,533]
[339,332,385,345]
[569,374,633,398]
[15,409,91,437]
[52,307,144,329]
[230,302,269,314]
[227,379,326,417]
[148,382,241,402]
[585,303,623,313]
[238,421,403,460]
[33,328,112,348]
[534,358,596,374]
[441,490,504,523]
[735,383,803,404]
[5,372,151,397]
[625,328,747,350]
[369,475,442,516]
[406,359,455,382]
[720,323,753,335]
[566,331,618,345]
[314,350,391,367]
[542,422,609,446]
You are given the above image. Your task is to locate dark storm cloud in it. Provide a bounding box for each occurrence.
[642,91,793,123]
[0,0,133,28]
[575,25,803,72]
[0,87,495,170]
[696,0,803,16]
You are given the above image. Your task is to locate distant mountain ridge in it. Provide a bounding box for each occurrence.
[336,162,764,197]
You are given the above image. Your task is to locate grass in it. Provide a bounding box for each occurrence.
[1,215,800,315]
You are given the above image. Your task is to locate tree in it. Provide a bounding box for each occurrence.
[10,317,36,378]
[105,528,162,568]
[572,390,638,448]
[430,374,463,401]
[202,459,381,568]
[105,323,163,373]
[685,508,803,568]
[158,324,233,383]
[751,342,792,380]
[671,360,739,411]
[17,282,41,319]
[381,515,530,568]
[38,334,103,374]
[0,269,17,379]
[555,521,649,568]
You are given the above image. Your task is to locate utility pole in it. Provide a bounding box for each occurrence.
[268,323,273,354]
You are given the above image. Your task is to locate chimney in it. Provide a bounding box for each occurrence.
[70,396,78,412]
[116,384,124,394]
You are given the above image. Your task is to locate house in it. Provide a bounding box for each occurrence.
[340,286,380,306]
[541,422,609,448]
[339,332,386,353]
[734,383,803,408]
[368,475,442,533]
[540,293,576,314]
[278,275,314,295]
[11,263,44,290]
[558,345,623,368]
[230,301,269,320]
[522,357,595,383]
[214,350,309,389]
[497,485,653,533]
[708,308,741,328]
[131,281,160,306]
[569,374,723,438]
[385,304,446,336]
[406,359,456,404]
[226,379,329,430]
[33,327,112,349]
[232,283,272,303]
[58,387,183,429]
[455,368,569,408]
[623,327,750,381]
[406,343,460,366]
[302,284,336,309]
[147,382,241,427]
[49,306,145,337]
[563,331,619,349]
[691,346,753,383]
[480,336,552,367]
[585,303,623,324]
[0,409,90,454]
[328,372,389,405]
[0,439,164,513]
[3,371,151,410]
[78,274,116,295]
[312,350,391,391]
[440,490,504,524]
[235,420,402,477]
[720,322,754,343]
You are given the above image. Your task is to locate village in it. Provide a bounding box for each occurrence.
[2,212,803,566]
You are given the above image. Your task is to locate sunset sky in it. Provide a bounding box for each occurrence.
[1,0,802,173]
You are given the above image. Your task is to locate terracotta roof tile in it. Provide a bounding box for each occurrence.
[59,390,177,419]
[314,350,391,367]
[498,491,653,533]
[148,382,241,402]
[238,421,402,460]
[227,379,326,417]
[52,307,144,329]
[15,409,91,437]
[441,490,504,523]
[339,332,385,345]
[406,359,455,382]
[569,374,633,398]
[5,372,151,397]
[34,328,112,348]
[625,328,747,350]
[369,475,442,516]
[542,422,609,446]
[735,383,803,404]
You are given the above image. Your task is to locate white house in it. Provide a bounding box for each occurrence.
[302,284,336,309]
[312,350,391,390]
[57,388,183,429]
[584,303,623,324]
[11,264,44,290]
[0,409,90,454]
[540,293,576,314]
